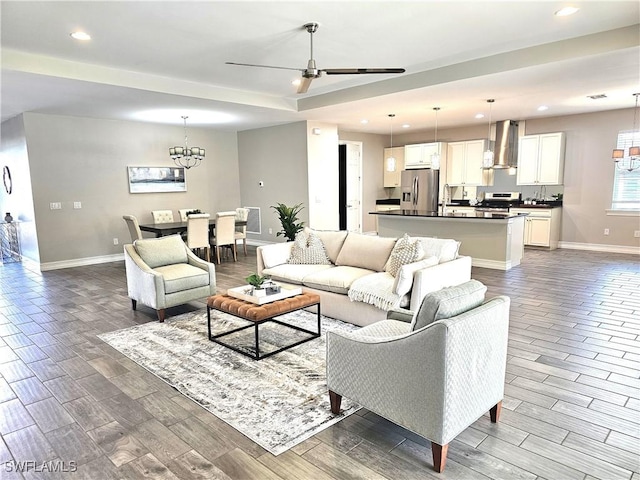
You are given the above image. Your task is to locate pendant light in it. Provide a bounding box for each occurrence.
[482,99,495,168]
[169,116,205,169]
[612,93,640,172]
[386,114,396,172]
[431,107,441,170]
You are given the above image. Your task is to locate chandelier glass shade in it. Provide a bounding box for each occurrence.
[386,114,396,172]
[431,107,441,170]
[170,116,205,169]
[482,99,495,168]
[612,93,640,172]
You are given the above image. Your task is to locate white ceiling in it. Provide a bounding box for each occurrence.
[1,1,639,135]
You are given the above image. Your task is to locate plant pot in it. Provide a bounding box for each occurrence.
[251,288,266,297]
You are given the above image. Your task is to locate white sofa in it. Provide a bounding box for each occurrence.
[256,230,472,326]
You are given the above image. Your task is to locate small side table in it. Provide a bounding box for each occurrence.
[0,222,21,263]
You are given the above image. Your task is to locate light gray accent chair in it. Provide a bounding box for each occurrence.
[326,280,510,473]
[124,235,216,322]
[122,215,143,242]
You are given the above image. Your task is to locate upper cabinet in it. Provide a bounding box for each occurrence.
[404,142,446,169]
[517,132,566,185]
[383,147,404,187]
[446,139,493,186]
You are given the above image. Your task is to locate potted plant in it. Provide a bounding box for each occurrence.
[245,273,267,296]
[271,203,304,241]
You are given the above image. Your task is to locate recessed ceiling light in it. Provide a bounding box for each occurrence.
[475,113,485,119]
[537,105,549,111]
[402,124,410,129]
[70,31,91,41]
[360,119,369,124]
[555,6,579,16]
[587,94,607,100]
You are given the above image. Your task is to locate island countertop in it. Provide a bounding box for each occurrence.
[371,209,528,220]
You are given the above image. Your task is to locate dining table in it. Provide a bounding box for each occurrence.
[138,218,247,238]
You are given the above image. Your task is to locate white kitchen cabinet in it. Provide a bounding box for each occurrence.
[383,147,404,187]
[404,142,446,169]
[517,132,566,185]
[511,207,562,249]
[446,139,492,186]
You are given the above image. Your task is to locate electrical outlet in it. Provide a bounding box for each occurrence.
[604,228,610,236]
[634,231,640,238]
[49,202,62,210]
[268,228,273,235]
[113,238,119,245]
[73,201,82,209]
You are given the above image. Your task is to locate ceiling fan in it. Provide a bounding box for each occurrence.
[226,23,406,94]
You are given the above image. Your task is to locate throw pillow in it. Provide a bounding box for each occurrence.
[385,234,425,277]
[134,235,188,269]
[411,280,487,331]
[335,233,396,272]
[392,256,439,296]
[288,231,331,265]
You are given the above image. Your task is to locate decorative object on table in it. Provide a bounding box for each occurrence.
[169,116,205,169]
[128,166,186,193]
[4,212,13,223]
[245,272,266,295]
[186,209,201,216]
[611,92,640,172]
[271,202,304,241]
[2,166,12,194]
[98,308,360,455]
[228,282,300,305]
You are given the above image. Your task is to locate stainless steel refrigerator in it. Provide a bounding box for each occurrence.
[401,169,439,212]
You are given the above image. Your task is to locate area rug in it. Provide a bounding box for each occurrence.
[98,309,361,455]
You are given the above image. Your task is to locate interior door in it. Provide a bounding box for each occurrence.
[345,142,362,232]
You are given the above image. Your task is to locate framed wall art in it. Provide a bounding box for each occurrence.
[127,166,186,193]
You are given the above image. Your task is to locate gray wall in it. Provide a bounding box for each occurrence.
[0,115,40,262]
[19,112,240,266]
[238,121,309,244]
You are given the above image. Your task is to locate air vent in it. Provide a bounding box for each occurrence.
[587,94,607,100]
[245,207,261,234]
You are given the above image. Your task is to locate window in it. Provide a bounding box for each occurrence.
[611,130,640,210]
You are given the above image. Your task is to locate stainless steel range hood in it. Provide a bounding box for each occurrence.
[492,120,519,169]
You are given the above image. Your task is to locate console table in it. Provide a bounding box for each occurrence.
[0,222,21,263]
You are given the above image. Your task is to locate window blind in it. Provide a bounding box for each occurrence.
[611,130,640,210]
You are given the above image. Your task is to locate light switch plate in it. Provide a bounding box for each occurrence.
[49,202,62,210]
[73,202,82,209]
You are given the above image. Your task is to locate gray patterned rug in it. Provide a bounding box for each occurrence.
[98,308,361,455]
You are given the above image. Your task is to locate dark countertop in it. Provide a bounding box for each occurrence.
[371,210,528,220]
[375,199,401,205]
[513,203,562,209]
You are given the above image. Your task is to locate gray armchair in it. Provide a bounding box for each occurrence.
[124,235,216,322]
[326,280,510,473]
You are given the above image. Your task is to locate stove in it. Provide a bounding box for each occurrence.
[475,192,521,213]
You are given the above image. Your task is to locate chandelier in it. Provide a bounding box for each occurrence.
[612,93,640,172]
[169,116,205,169]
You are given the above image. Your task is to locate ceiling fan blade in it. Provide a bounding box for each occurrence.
[323,68,406,75]
[225,62,303,73]
[297,77,313,94]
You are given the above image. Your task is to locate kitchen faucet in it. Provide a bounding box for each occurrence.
[540,185,547,201]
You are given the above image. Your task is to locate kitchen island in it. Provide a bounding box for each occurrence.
[373,210,528,270]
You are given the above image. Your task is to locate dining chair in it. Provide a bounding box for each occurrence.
[152,210,174,224]
[186,213,211,262]
[211,211,237,264]
[234,207,250,256]
[122,215,143,242]
[179,208,198,222]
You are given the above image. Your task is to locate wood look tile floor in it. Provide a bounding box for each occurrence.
[0,247,639,479]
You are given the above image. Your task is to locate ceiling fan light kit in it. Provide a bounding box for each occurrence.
[226,22,405,94]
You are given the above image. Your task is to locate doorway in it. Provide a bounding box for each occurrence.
[338,141,362,232]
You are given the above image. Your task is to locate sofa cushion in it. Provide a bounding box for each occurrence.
[154,263,210,294]
[288,231,331,265]
[261,242,292,269]
[262,264,333,284]
[415,237,461,264]
[303,266,374,295]
[385,234,425,277]
[393,256,439,296]
[134,235,187,269]
[348,272,400,311]
[335,233,396,272]
[304,227,348,264]
[411,279,487,331]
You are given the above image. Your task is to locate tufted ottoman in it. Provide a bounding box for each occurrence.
[206,292,321,360]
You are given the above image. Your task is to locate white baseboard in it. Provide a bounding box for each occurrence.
[471,258,518,271]
[558,242,640,255]
[40,253,124,271]
[247,239,278,247]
